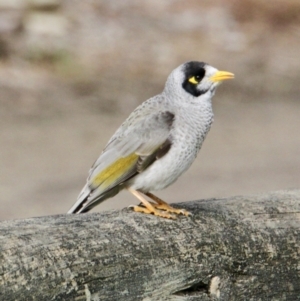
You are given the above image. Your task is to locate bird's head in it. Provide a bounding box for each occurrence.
[164,61,234,101]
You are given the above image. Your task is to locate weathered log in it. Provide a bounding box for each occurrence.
[0,189,300,301]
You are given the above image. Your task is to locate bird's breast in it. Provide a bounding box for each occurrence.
[130,104,214,192]
[171,103,214,153]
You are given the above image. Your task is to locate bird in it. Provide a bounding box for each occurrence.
[68,61,234,219]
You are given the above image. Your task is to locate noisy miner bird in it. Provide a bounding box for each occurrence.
[68,61,234,219]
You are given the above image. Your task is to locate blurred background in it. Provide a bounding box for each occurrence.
[0,0,299,220]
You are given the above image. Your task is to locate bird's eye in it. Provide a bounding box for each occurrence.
[188,69,205,85]
[188,76,199,84]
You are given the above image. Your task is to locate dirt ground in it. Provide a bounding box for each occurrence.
[0,1,299,220]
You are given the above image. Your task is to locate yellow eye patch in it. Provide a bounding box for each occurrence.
[188,76,199,84]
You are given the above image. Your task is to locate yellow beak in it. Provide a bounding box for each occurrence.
[209,71,235,83]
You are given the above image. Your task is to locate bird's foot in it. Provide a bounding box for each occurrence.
[144,192,191,216]
[129,205,176,219]
[127,188,176,219]
[151,203,191,216]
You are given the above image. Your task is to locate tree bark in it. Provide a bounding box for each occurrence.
[0,189,300,301]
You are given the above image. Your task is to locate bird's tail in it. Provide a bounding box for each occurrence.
[67,184,120,214]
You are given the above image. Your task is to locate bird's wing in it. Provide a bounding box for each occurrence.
[68,110,174,213]
[89,110,174,192]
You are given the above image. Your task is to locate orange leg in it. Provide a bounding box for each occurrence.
[127,187,176,219]
[143,192,191,216]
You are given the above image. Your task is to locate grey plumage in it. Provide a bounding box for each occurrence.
[68,61,234,216]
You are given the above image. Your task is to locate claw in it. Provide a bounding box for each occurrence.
[144,192,191,216]
[130,205,176,219]
[127,188,177,219]
[127,188,190,219]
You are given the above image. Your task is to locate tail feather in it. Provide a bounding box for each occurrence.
[67,184,120,214]
[67,183,90,214]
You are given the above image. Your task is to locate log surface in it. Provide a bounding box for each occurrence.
[1,189,300,301]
